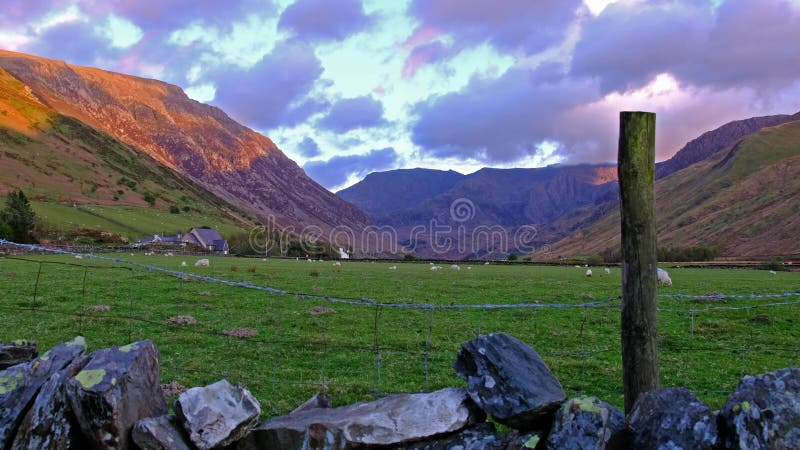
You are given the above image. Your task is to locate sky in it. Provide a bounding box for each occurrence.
[2,0,799,191]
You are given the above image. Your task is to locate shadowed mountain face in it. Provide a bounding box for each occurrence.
[0,50,370,234]
[339,165,619,259]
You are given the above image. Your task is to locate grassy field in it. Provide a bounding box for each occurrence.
[0,253,798,417]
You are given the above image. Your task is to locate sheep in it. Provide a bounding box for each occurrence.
[388,265,397,270]
[574,265,581,268]
[657,268,672,286]
[430,266,442,271]
[604,267,611,275]
[484,262,490,265]
[585,269,592,277]
[769,270,777,275]
[332,261,341,267]
[194,258,210,267]
[451,264,460,270]
[466,267,472,270]
[74,255,82,260]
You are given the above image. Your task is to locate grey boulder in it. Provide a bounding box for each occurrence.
[628,387,717,450]
[174,379,261,450]
[238,387,484,449]
[0,336,86,449]
[453,333,565,429]
[10,355,89,450]
[547,396,628,450]
[132,415,193,450]
[67,339,167,450]
[718,367,800,450]
[0,340,38,369]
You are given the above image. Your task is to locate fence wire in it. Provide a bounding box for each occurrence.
[1,239,798,416]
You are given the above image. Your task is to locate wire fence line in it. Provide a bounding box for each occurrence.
[1,239,799,416]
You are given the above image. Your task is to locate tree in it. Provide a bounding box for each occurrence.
[0,190,37,243]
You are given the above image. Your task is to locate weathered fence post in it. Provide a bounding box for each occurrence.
[618,111,659,414]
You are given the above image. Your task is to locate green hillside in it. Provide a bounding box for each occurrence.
[546,120,800,259]
[0,67,252,241]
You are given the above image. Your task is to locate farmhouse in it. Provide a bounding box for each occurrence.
[135,227,229,254]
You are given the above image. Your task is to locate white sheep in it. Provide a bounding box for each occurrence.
[451,264,460,270]
[586,269,592,277]
[194,258,210,267]
[574,265,581,268]
[604,267,611,275]
[388,265,397,270]
[332,261,341,267]
[181,261,187,267]
[430,265,442,271]
[484,262,490,265]
[75,255,82,260]
[769,270,777,275]
[467,267,472,270]
[657,268,672,286]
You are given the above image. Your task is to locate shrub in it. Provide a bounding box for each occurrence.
[142,192,157,206]
[0,189,37,243]
[169,205,180,214]
[507,253,519,261]
[403,253,417,261]
[766,256,785,272]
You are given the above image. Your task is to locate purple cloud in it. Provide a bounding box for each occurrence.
[571,0,800,93]
[0,0,71,27]
[24,21,119,67]
[303,147,399,189]
[407,0,581,53]
[213,39,325,130]
[318,96,386,133]
[279,0,371,42]
[297,137,322,157]
[412,67,599,163]
[402,41,452,78]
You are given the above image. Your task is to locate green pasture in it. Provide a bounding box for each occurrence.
[0,254,798,417]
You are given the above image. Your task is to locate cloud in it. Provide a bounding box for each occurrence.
[402,41,452,78]
[571,0,800,93]
[412,66,599,164]
[0,0,71,27]
[279,0,371,42]
[213,39,326,130]
[296,137,322,158]
[24,20,118,66]
[303,147,399,189]
[318,96,387,133]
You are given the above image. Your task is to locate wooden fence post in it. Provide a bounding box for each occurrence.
[618,111,659,414]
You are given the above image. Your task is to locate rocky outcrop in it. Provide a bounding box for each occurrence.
[67,340,167,450]
[0,50,371,237]
[718,367,800,449]
[0,340,37,370]
[174,379,261,450]
[132,415,193,450]
[0,336,86,449]
[628,387,717,449]
[454,333,565,429]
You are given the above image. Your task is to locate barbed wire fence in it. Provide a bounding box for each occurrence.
[1,239,799,416]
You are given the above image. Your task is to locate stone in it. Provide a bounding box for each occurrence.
[290,392,331,415]
[174,379,261,450]
[547,396,628,450]
[10,356,89,450]
[67,339,167,450]
[718,367,800,450]
[629,387,717,450]
[237,387,484,449]
[453,333,565,429]
[0,340,38,369]
[395,423,508,450]
[132,415,193,450]
[0,336,86,449]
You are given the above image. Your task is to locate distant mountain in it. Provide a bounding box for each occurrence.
[0,50,369,235]
[548,118,800,259]
[342,110,800,259]
[338,168,465,216]
[340,164,618,258]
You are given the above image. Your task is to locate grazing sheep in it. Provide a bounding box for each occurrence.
[74,255,82,260]
[586,269,592,277]
[484,262,490,265]
[194,258,210,267]
[657,268,672,286]
[574,265,581,268]
[467,267,472,270]
[604,267,611,275]
[388,265,397,270]
[451,264,460,270]
[181,261,187,267]
[332,261,341,267]
[769,270,777,275]
[430,266,442,271]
